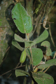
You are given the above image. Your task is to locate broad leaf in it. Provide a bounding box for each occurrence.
[15,69,30,77]
[26,48,43,65]
[32,72,54,84]
[12,40,24,51]
[32,48,43,65]
[46,48,52,56]
[38,59,56,69]
[31,30,48,47]
[41,41,50,48]
[12,3,33,33]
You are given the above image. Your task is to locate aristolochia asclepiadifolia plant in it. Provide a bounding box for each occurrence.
[12,3,56,84]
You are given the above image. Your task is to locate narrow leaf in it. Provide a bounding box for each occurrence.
[31,30,48,47]
[14,34,32,43]
[12,3,33,33]
[38,59,56,69]
[14,34,26,42]
[38,63,52,69]
[12,40,24,51]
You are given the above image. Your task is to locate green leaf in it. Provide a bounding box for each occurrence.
[26,48,43,65]
[31,30,48,47]
[15,69,30,77]
[32,48,43,65]
[38,63,53,69]
[46,59,56,64]
[46,48,52,56]
[12,3,33,33]
[25,42,32,48]
[32,72,54,84]
[14,34,32,43]
[38,59,56,69]
[14,34,26,42]
[12,40,24,51]
[41,41,50,48]
[20,49,26,63]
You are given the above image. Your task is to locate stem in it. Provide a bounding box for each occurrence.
[30,47,33,69]
[0,64,25,76]
[44,66,50,73]
[25,1,34,84]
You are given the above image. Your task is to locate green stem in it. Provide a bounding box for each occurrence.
[30,47,33,68]
[26,1,34,84]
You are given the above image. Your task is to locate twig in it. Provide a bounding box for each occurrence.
[16,62,20,68]
[7,73,12,78]
[6,46,10,53]
[40,68,45,72]
[44,66,50,73]
[30,47,33,68]
[0,65,25,76]
[49,23,55,47]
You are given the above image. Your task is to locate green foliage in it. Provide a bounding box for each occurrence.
[26,48,43,65]
[12,3,33,33]
[31,30,48,47]
[15,69,30,77]
[41,41,52,56]
[41,41,50,48]
[38,59,56,69]
[15,69,54,84]
[20,49,26,63]
[46,48,52,56]
[25,42,32,48]
[12,3,55,84]
[32,72,54,84]
[12,40,24,51]
[46,59,56,64]
[14,34,32,43]
[14,34,26,42]
[31,48,43,65]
